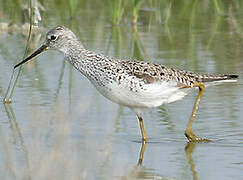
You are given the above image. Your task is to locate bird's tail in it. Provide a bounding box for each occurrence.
[200,74,239,83]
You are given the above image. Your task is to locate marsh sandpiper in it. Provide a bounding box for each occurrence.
[14,26,239,143]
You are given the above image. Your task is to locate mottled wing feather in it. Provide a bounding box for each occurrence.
[119,60,195,87]
[133,73,156,84]
[119,60,238,87]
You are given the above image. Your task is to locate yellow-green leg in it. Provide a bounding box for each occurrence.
[137,116,147,143]
[185,83,211,142]
[137,142,146,166]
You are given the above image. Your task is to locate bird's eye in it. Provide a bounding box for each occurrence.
[50,35,58,41]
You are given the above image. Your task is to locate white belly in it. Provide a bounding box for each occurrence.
[93,80,189,110]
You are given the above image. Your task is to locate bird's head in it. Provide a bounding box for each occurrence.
[14,26,78,69]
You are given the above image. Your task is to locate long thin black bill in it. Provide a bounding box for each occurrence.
[14,44,48,69]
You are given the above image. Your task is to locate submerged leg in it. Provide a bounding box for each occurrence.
[185,83,211,142]
[137,115,147,143]
[137,142,146,166]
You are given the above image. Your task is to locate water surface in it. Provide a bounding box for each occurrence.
[0,1,243,179]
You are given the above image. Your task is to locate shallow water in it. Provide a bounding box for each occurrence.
[0,1,243,180]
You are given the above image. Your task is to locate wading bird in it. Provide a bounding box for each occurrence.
[14,26,238,143]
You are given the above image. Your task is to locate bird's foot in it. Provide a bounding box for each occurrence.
[185,131,211,143]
